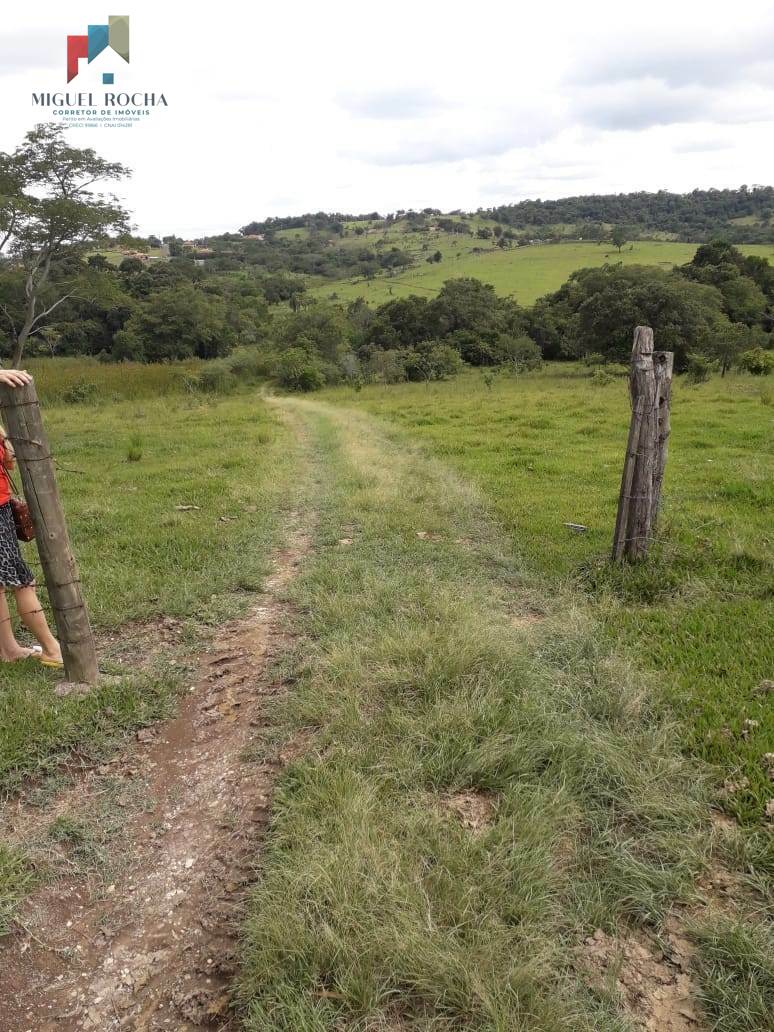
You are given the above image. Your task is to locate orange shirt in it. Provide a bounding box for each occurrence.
[0,441,11,506]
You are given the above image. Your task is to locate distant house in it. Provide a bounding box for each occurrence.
[243,233,264,240]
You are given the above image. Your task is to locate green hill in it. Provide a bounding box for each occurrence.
[310,237,774,307]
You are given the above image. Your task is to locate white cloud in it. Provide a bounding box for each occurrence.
[0,29,60,75]
[1,0,772,236]
[337,88,451,120]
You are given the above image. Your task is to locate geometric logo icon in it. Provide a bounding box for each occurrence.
[67,15,129,83]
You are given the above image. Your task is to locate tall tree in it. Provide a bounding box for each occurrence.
[610,225,628,253]
[0,123,130,364]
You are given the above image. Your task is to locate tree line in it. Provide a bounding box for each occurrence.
[1,126,772,382]
[267,243,774,389]
[484,187,774,242]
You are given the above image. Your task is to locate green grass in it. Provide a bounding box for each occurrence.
[41,392,293,627]
[1,370,767,1027]
[324,368,774,827]
[239,397,711,1031]
[24,356,205,404]
[0,844,37,934]
[691,917,774,1032]
[310,240,774,306]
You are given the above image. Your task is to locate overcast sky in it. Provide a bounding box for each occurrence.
[2,0,773,237]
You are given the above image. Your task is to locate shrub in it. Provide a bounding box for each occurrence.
[582,353,607,367]
[684,353,712,384]
[738,347,774,376]
[364,350,408,385]
[275,348,326,392]
[61,378,99,405]
[197,360,238,394]
[506,335,543,372]
[427,342,464,380]
[126,432,143,462]
[225,347,274,381]
[590,369,615,387]
[404,342,464,382]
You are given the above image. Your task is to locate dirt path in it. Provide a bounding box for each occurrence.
[0,516,311,1031]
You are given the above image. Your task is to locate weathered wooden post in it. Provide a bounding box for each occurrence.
[0,378,98,684]
[652,349,674,521]
[612,327,673,562]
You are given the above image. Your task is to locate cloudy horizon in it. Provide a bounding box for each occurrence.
[2,0,773,237]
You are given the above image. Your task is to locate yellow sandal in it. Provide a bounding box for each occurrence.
[37,655,64,669]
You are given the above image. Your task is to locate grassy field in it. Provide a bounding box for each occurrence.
[311,240,774,307]
[238,397,771,1031]
[0,369,771,1028]
[325,368,774,829]
[24,356,206,403]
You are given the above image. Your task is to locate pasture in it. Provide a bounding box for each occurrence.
[311,239,774,306]
[1,364,771,1029]
[327,367,774,826]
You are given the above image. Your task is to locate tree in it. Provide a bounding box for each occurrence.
[539,264,726,368]
[0,124,130,364]
[276,302,352,363]
[119,256,145,275]
[87,253,110,271]
[404,341,463,382]
[275,347,326,391]
[610,225,628,252]
[365,295,437,350]
[431,278,524,340]
[113,284,235,361]
[707,322,764,377]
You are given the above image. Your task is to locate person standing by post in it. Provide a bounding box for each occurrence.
[0,369,63,667]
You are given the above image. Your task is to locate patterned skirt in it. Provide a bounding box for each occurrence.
[0,502,35,587]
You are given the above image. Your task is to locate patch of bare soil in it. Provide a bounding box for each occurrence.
[581,917,706,1031]
[0,519,311,1031]
[441,790,496,834]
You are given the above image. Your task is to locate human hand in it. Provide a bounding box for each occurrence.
[0,370,32,388]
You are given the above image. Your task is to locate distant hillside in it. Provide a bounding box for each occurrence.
[236,187,774,245]
[484,186,774,242]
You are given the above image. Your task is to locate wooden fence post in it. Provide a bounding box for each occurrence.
[0,378,98,684]
[612,327,673,562]
[652,350,674,521]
